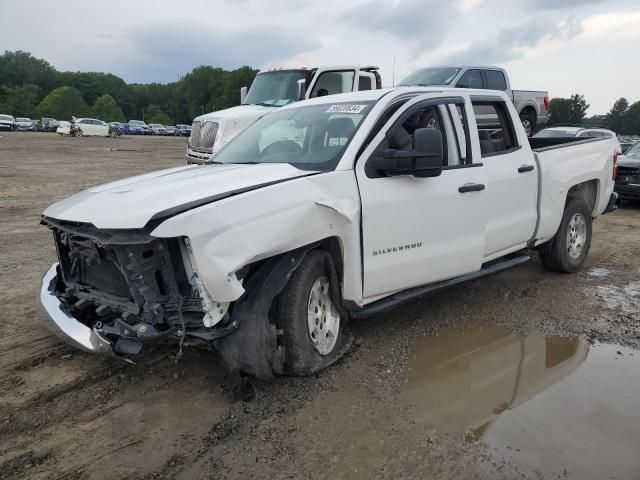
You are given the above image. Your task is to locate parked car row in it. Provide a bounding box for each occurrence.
[104,121,191,136]
[0,115,61,132]
[0,113,192,138]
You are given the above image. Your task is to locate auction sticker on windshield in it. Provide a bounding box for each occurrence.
[326,104,368,114]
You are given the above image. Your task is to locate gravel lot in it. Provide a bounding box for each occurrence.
[1,132,639,479]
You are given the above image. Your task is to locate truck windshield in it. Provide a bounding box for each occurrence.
[211,101,374,171]
[244,71,309,107]
[400,67,461,86]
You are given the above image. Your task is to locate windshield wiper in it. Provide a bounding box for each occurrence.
[246,102,277,107]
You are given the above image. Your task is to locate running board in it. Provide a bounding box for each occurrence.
[353,253,530,319]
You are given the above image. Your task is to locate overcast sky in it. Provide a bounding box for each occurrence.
[1,0,638,114]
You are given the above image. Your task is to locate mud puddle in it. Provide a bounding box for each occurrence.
[405,327,640,480]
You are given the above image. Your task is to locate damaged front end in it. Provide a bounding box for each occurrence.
[38,217,237,360]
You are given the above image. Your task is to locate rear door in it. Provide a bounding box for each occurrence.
[307,67,360,98]
[470,96,538,259]
[355,93,488,300]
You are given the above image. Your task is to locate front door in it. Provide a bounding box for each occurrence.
[355,94,488,300]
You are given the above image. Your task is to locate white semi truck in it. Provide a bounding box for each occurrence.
[186,66,381,164]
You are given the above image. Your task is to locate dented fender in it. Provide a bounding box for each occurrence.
[150,170,363,305]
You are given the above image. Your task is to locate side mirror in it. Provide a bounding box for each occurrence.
[296,79,307,101]
[240,86,248,104]
[380,127,444,177]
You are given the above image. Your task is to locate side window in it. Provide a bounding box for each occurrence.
[457,69,483,89]
[310,71,355,97]
[471,101,518,157]
[485,70,507,91]
[365,100,473,178]
[358,74,373,91]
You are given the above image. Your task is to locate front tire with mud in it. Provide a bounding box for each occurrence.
[540,198,592,272]
[277,250,352,376]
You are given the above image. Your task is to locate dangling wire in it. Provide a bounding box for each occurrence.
[175,296,186,362]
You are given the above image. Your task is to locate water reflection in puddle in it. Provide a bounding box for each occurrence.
[405,327,640,479]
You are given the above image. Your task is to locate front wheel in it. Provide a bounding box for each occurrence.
[277,250,351,376]
[520,111,536,137]
[540,198,592,273]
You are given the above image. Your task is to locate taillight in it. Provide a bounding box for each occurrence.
[613,150,618,179]
[543,95,550,112]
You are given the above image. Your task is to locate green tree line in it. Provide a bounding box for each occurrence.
[0,50,258,124]
[546,94,640,135]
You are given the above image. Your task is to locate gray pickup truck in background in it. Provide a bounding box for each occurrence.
[400,66,549,135]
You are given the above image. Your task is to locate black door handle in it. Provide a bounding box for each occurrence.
[518,165,535,173]
[458,183,485,193]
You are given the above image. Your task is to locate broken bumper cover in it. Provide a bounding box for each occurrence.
[37,263,113,355]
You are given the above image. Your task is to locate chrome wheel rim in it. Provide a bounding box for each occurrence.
[522,119,532,136]
[567,213,587,259]
[307,276,339,355]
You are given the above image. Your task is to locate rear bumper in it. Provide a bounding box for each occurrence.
[38,263,113,355]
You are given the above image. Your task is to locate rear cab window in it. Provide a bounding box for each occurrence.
[484,70,507,91]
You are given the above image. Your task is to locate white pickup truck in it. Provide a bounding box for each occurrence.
[186,65,381,164]
[400,66,549,136]
[39,87,618,385]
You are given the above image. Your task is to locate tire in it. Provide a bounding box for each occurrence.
[276,249,352,376]
[520,110,536,137]
[540,197,592,273]
[74,128,83,137]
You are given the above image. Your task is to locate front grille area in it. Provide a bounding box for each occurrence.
[189,120,218,151]
[45,219,202,329]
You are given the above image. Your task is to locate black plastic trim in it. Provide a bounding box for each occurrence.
[442,162,484,170]
[353,254,530,318]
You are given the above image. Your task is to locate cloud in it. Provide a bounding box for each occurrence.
[122,25,320,83]
[440,17,583,65]
[527,0,606,9]
[343,0,459,51]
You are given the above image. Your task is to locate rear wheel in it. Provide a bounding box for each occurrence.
[540,198,592,272]
[520,110,536,137]
[277,250,351,375]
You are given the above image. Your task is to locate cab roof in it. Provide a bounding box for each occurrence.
[279,86,511,110]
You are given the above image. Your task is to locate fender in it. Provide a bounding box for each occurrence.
[151,170,363,306]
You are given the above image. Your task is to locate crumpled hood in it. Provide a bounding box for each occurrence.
[43,163,315,229]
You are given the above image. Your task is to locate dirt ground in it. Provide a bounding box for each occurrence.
[1,132,639,480]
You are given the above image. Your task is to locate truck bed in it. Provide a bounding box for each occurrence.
[530,135,617,245]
